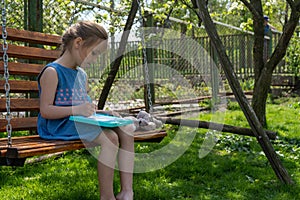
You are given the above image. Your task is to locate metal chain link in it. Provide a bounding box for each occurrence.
[137,0,153,113]
[1,0,12,147]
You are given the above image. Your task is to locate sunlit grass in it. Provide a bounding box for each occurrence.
[0,97,299,199]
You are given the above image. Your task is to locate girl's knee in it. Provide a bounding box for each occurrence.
[119,124,136,135]
[104,129,119,146]
[93,129,119,147]
[117,127,134,146]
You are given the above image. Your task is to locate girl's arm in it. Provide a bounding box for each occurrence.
[39,67,94,119]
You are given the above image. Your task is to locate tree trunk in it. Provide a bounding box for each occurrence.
[242,0,300,126]
[250,0,264,83]
[195,0,294,184]
[252,68,272,126]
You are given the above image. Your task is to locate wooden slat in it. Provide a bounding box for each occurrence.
[0,44,60,61]
[134,130,167,142]
[0,117,37,132]
[2,142,88,158]
[4,140,83,151]
[0,136,95,158]
[15,144,88,158]
[0,61,43,76]
[0,26,62,46]
[0,98,39,112]
[0,136,84,150]
[0,80,38,92]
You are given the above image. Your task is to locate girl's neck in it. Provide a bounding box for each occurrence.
[55,53,78,69]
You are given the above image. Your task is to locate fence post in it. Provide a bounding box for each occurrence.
[143,11,155,112]
[25,0,43,32]
[24,0,43,135]
[240,34,246,79]
[210,39,219,107]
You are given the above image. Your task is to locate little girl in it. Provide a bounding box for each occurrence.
[37,21,134,200]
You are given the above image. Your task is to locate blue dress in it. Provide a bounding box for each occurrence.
[37,62,102,142]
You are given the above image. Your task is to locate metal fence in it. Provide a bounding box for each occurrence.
[85,31,285,82]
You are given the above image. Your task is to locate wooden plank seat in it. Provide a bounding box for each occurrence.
[0,27,167,166]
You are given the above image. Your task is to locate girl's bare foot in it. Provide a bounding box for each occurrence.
[116,190,134,200]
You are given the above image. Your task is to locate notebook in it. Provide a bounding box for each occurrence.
[69,113,133,128]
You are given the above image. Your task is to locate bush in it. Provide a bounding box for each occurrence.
[286,35,300,77]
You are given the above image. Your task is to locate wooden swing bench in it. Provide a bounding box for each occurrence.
[0,27,167,166]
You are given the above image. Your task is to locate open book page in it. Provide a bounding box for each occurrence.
[87,114,120,122]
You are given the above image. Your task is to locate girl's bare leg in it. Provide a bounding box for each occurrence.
[115,125,135,200]
[93,129,120,200]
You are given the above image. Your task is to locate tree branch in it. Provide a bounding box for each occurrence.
[286,0,296,9]
[181,0,203,26]
[240,0,260,19]
[268,3,300,72]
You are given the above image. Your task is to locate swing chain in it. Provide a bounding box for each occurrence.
[137,0,153,113]
[1,0,12,147]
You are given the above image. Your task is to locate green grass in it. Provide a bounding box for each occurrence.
[0,97,299,199]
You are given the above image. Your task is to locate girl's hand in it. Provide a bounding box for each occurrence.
[73,102,95,117]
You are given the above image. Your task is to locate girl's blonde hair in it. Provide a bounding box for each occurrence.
[60,21,108,56]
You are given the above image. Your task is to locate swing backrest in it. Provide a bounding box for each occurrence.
[0,27,61,133]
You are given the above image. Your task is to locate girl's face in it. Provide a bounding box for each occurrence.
[79,39,107,67]
[79,42,98,62]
